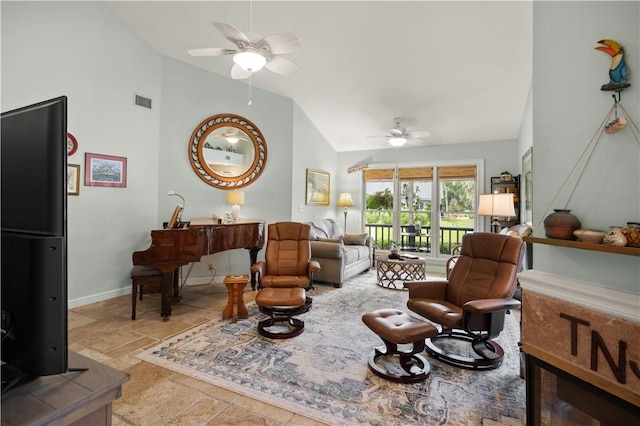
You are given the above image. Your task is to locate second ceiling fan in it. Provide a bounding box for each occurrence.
[368,118,431,147]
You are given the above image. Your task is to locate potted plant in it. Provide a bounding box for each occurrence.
[389,241,401,259]
[500,171,513,182]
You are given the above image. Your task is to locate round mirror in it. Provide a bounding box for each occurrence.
[189,114,267,189]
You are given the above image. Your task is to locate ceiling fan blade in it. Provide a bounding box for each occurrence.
[265,56,300,76]
[410,130,431,138]
[258,33,301,54]
[231,64,252,80]
[187,47,236,57]
[212,22,251,47]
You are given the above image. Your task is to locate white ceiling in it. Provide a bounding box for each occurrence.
[105,1,532,152]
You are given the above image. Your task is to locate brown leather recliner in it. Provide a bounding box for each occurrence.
[404,232,524,370]
[251,222,320,338]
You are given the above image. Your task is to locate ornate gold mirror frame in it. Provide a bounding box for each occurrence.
[189,113,267,189]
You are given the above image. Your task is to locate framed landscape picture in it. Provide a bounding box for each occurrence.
[305,169,330,206]
[85,153,127,188]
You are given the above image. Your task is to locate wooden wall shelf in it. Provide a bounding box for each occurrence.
[523,236,640,257]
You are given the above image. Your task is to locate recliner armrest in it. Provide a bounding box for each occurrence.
[404,280,448,299]
[310,241,344,259]
[251,261,266,278]
[463,298,521,315]
[308,260,321,273]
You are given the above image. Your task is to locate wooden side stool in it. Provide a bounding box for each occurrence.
[362,308,438,383]
[131,265,163,320]
[223,274,249,323]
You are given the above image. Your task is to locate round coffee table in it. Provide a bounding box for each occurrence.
[376,255,426,289]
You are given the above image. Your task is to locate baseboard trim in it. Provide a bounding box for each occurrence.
[68,287,130,309]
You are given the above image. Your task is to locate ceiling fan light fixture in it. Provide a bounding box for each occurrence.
[389,137,407,147]
[233,50,267,72]
[226,136,240,144]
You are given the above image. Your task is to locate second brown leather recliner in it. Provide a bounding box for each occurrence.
[405,232,524,370]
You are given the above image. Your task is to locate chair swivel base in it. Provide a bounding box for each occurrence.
[425,329,505,370]
[367,342,431,384]
[257,297,312,339]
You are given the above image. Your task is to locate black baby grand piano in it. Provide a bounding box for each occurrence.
[132,219,265,319]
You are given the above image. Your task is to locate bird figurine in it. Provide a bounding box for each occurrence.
[595,39,630,91]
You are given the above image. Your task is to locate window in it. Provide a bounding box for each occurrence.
[364,164,478,257]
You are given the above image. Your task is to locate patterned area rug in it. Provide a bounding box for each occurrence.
[137,271,525,425]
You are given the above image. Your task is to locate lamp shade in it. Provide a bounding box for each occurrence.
[336,192,354,208]
[477,193,515,217]
[226,190,245,206]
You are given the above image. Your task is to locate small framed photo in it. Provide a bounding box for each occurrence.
[305,169,330,206]
[67,164,80,196]
[85,153,127,187]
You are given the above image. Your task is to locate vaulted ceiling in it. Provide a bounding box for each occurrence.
[105,1,532,152]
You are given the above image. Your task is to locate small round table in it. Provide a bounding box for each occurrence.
[376,255,426,289]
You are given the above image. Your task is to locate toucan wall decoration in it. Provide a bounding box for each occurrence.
[595,39,630,92]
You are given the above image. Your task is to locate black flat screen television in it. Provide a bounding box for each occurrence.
[1,96,68,393]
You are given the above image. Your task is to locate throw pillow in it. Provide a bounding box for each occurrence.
[343,233,367,245]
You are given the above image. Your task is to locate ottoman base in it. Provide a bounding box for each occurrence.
[362,309,438,383]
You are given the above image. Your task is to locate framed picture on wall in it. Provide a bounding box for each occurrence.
[305,169,330,205]
[85,153,127,187]
[521,147,533,226]
[67,164,80,196]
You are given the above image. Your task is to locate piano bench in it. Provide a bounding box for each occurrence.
[131,265,163,320]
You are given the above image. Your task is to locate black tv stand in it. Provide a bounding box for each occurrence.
[1,363,35,395]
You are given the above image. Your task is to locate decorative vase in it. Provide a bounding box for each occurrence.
[603,226,628,247]
[543,209,581,240]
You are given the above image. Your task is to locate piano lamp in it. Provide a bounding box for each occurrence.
[478,193,515,233]
[167,190,186,222]
[226,190,245,222]
[336,192,354,230]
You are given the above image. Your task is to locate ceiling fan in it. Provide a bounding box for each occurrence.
[212,128,250,144]
[188,21,301,80]
[367,117,431,147]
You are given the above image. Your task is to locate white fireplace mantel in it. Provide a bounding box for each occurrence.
[518,270,640,324]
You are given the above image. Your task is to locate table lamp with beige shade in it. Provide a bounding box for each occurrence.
[226,190,245,222]
[478,193,516,233]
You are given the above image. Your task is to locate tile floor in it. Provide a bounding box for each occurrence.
[69,279,326,426]
[68,267,522,426]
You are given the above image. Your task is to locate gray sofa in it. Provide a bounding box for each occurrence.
[307,219,373,287]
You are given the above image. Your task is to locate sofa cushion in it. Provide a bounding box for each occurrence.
[343,246,360,264]
[343,233,367,245]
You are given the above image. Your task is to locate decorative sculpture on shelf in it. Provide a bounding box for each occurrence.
[595,39,630,92]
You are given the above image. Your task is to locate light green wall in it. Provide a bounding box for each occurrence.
[1,1,163,305]
[532,1,639,294]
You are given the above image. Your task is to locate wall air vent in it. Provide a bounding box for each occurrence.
[134,93,152,110]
